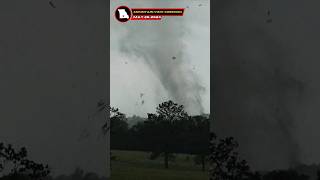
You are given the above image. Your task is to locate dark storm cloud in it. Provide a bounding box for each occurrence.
[0,0,108,176]
[116,1,207,115]
[213,0,320,171]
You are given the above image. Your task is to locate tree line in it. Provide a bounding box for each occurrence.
[108,100,315,180]
[108,100,210,170]
[0,100,317,179]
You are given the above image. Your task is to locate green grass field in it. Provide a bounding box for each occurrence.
[111,150,208,180]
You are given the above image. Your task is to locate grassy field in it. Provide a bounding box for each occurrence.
[111,150,208,180]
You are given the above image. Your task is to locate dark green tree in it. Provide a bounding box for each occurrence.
[140,100,189,169]
[102,106,126,135]
[209,133,252,180]
[101,106,127,165]
[109,109,129,150]
[187,115,210,171]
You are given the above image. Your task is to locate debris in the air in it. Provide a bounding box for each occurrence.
[198,4,202,7]
[266,19,273,23]
[49,1,56,8]
[141,100,145,105]
[140,93,144,98]
[172,56,176,60]
[186,6,190,9]
[266,9,272,23]
[125,61,128,64]
[267,9,271,16]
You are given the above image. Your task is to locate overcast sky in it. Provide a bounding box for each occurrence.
[110,0,210,117]
[0,0,108,176]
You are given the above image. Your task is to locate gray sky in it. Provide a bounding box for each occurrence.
[0,0,108,176]
[213,0,320,171]
[110,0,210,117]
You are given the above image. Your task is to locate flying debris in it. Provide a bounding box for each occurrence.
[267,9,271,16]
[172,56,176,60]
[140,93,144,98]
[141,100,145,105]
[266,9,272,23]
[198,4,202,7]
[186,6,190,9]
[266,19,273,23]
[49,1,56,8]
[125,61,128,64]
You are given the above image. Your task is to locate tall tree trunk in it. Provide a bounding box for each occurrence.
[164,152,169,169]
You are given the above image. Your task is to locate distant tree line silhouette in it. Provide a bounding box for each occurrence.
[108,100,315,179]
[0,100,316,179]
[107,100,210,170]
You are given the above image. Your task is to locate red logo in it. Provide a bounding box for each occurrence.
[115,6,185,23]
[115,6,132,23]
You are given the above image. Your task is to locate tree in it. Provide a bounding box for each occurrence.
[188,115,210,171]
[0,143,50,180]
[209,133,252,180]
[100,105,127,166]
[101,106,126,135]
[99,104,128,146]
[109,109,129,150]
[126,115,145,128]
[140,100,189,169]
